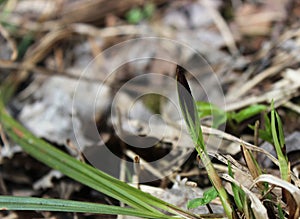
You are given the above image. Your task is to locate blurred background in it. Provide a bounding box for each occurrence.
[0,0,300,218]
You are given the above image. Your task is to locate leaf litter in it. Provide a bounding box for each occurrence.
[0,0,300,218]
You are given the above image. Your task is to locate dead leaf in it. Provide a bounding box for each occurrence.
[222,174,268,219]
[254,174,300,219]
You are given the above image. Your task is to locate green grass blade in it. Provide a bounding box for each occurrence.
[270,102,288,181]
[176,66,204,149]
[230,104,267,123]
[249,112,273,143]
[196,101,227,128]
[0,82,198,218]
[277,203,285,219]
[228,161,244,211]
[275,112,285,148]
[176,66,234,219]
[264,112,271,134]
[0,110,159,213]
[0,196,169,219]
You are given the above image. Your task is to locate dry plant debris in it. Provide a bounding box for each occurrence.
[0,0,299,218]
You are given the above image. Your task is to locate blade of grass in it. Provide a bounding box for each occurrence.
[0,110,156,212]
[241,145,261,180]
[249,111,273,144]
[270,102,289,182]
[0,196,167,219]
[223,174,268,219]
[240,144,276,216]
[176,66,204,149]
[0,80,199,219]
[277,203,285,219]
[176,66,234,219]
[228,161,244,211]
[230,104,267,123]
[270,102,296,214]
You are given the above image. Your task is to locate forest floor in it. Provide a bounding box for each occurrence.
[0,0,300,218]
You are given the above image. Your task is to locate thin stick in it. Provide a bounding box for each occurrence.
[225,84,300,111]
[133,155,141,189]
[201,126,279,166]
[227,61,291,100]
[125,150,167,181]
[0,24,18,61]
[253,120,260,159]
[65,139,85,162]
[0,124,12,158]
[283,101,300,114]
[202,0,239,55]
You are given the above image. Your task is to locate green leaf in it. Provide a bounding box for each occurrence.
[196,101,223,118]
[257,128,273,143]
[125,3,155,24]
[187,187,218,209]
[230,104,267,123]
[195,103,266,128]
[0,196,166,219]
[196,101,227,128]
[126,8,144,24]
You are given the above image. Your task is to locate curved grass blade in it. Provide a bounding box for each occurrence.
[0,81,200,219]
[176,66,234,219]
[228,161,244,211]
[254,174,300,218]
[271,102,289,181]
[230,104,267,123]
[176,66,204,150]
[0,196,167,219]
